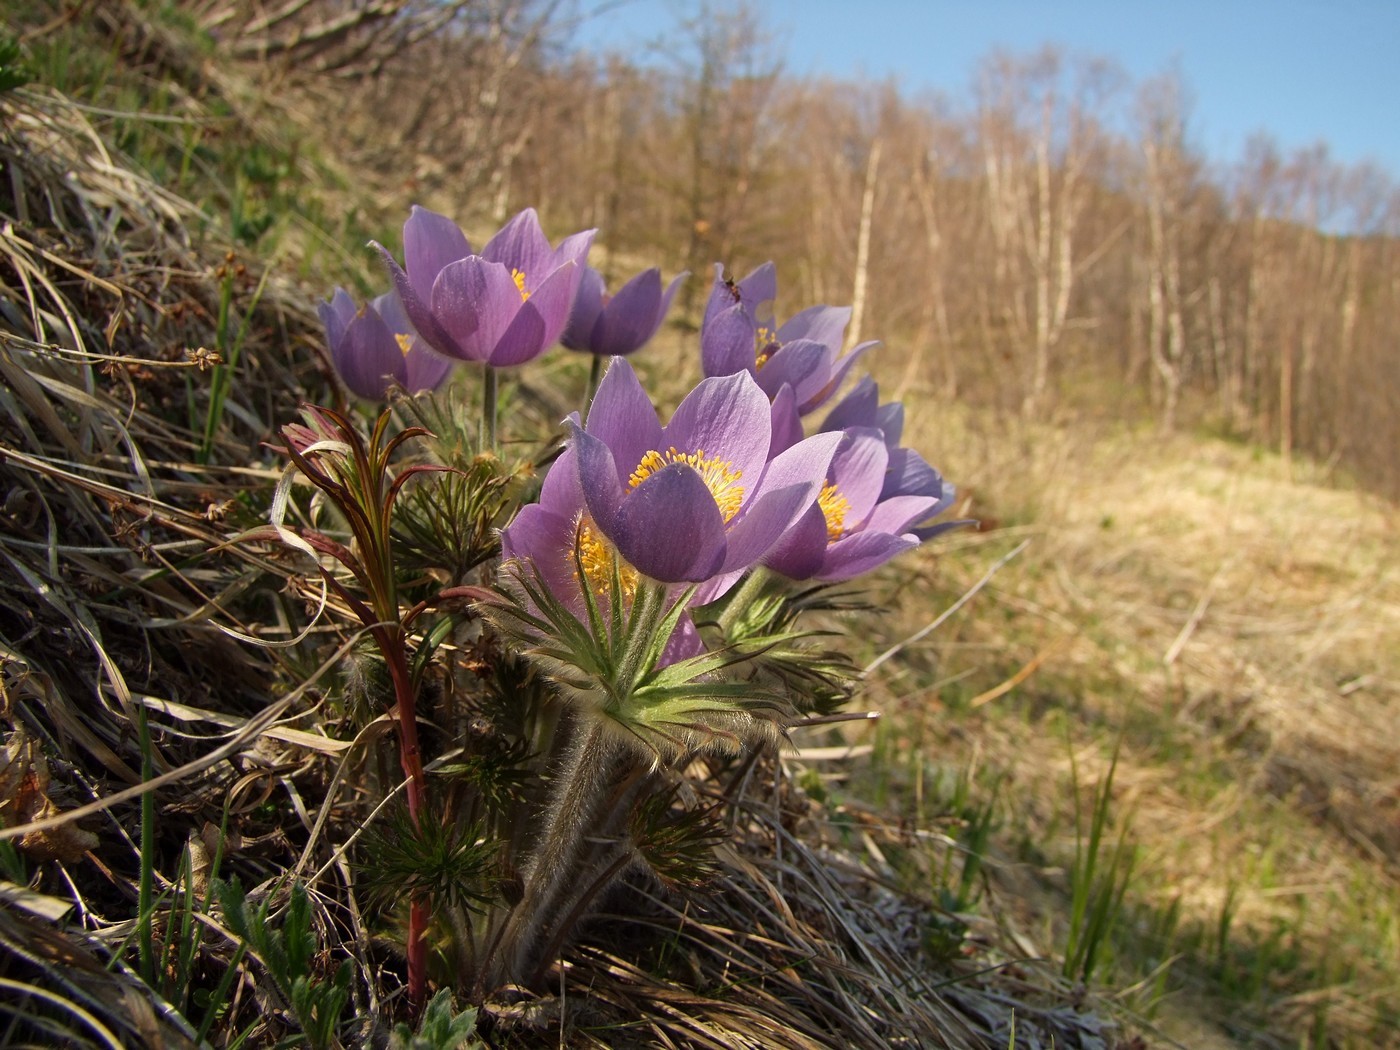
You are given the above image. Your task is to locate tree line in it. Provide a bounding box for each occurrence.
[195,0,1400,497]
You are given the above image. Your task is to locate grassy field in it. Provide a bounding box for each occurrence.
[838,400,1400,1046]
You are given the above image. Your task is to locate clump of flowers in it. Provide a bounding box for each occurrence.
[269,203,968,1025]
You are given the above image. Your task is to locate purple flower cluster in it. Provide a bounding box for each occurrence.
[320,207,681,398]
[698,264,964,583]
[499,260,965,663]
[318,202,962,658]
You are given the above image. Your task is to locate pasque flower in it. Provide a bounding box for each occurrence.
[701,263,876,415]
[375,205,595,367]
[562,266,687,357]
[499,443,703,666]
[821,376,964,539]
[765,376,972,581]
[318,288,452,400]
[764,426,947,582]
[569,358,842,588]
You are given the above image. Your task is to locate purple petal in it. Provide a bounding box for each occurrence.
[799,339,877,414]
[776,304,851,350]
[736,262,777,326]
[369,290,410,334]
[404,343,454,392]
[768,384,804,458]
[403,206,471,302]
[864,494,942,536]
[883,447,945,501]
[487,299,550,367]
[549,227,597,273]
[612,463,728,582]
[829,429,889,524]
[659,271,687,316]
[702,263,741,331]
[593,268,662,356]
[561,267,606,351]
[721,431,841,571]
[335,308,406,400]
[431,257,520,363]
[482,208,553,276]
[501,503,578,602]
[663,371,772,493]
[540,445,586,515]
[821,376,879,433]
[876,399,904,446]
[817,531,919,582]
[691,567,746,606]
[701,302,759,378]
[319,288,356,348]
[585,359,663,485]
[754,338,832,405]
[572,425,630,539]
[519,258,584,351]
[763,503,829,579]
[374,243,462,359]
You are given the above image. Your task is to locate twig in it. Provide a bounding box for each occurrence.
[863,540,1029,676]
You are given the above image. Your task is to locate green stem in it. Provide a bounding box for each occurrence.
[584,354,605,417]
[481,366,499,452]
[483,721,644,991]
[717,566,772,637]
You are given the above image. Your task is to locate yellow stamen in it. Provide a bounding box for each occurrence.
[394,333,413,357]
[754,326,777,370]
[511,268,530,301]
[574,517,638,603]
[818,481,851,543]
[628,447,745,523]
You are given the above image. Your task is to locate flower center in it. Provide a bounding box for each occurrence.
[818,481,851,542]
[394,333,413,357]
[510,268,530,301]
[574,516,638,602]
[753,326,778,370]
[628,447,745,523]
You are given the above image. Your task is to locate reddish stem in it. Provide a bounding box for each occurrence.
[385,634,429,1014]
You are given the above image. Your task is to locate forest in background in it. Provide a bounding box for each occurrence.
[192,0,1400,498]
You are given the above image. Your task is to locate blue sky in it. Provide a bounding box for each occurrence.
[571,0,1400,180]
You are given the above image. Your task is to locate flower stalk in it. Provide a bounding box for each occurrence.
[481,720,650,990]
[265,406,440,1016]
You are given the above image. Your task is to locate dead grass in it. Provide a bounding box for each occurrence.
[0,23,1131,1050]
[858,393,1400,1046]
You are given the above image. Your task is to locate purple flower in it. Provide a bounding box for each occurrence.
[765,427,951,582]
[569,358,842,589]
[318,288,452,400]
[500,444,703,665]
[562,266,687,357]
[701,263,876,415]
[823,377,968,541]
[375,206,595,367]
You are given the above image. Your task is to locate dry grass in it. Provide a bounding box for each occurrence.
[0,27,1128,1050]
[854,391,1400,1046]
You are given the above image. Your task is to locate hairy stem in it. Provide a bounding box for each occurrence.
[483,720,648,990]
